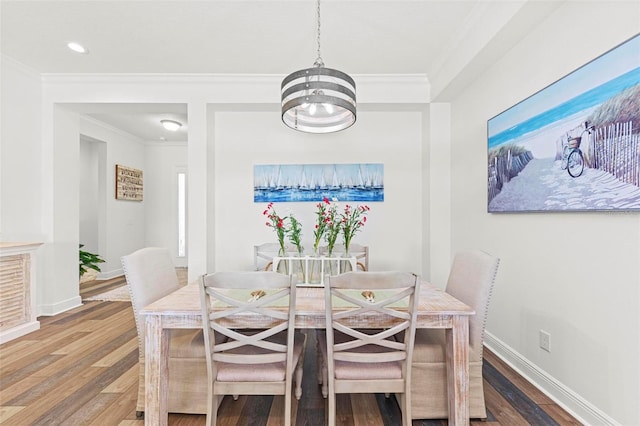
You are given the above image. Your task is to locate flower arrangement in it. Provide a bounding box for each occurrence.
[312,197,330,254]
[323,199,341,256]
[340,203,370,254]
[263,202,287,256]
[262,199,370,260]
[288,214,304,256]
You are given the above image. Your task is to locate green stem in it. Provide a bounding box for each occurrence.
[278,246,288,275]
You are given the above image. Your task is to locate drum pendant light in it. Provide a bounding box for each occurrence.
[281,0,356,133]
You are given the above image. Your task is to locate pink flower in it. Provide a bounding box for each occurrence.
[339,202,370,253]
[263,203,288,254]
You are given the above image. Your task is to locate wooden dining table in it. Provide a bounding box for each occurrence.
[140,281,475,426]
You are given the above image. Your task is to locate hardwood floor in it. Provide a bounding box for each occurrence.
[79,269,188,301]
[79,275,130,300]
[1,286,582,425]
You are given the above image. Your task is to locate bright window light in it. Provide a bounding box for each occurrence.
[177,172,187,257]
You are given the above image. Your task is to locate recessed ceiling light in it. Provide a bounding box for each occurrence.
[160,119,182,131]
[67,42,89,54]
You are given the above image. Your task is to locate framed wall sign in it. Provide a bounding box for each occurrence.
[488,34,640,212]
[115,164,143,201]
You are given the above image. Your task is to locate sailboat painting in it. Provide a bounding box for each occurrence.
[254,163,384,203]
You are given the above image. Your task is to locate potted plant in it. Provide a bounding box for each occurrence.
[79,244,105,281]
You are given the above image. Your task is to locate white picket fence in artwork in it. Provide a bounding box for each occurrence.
[588,121,640,187]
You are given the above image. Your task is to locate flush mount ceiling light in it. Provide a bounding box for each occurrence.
[281,0,356,133]
[160,119,182,131]
[67,42,89,54]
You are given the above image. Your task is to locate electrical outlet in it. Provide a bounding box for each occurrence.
[539,330,551,352]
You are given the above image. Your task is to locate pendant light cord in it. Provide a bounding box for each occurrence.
[314,0,324,68]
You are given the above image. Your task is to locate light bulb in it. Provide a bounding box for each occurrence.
[323,103,334,114]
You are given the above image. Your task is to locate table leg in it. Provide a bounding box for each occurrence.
[145,314,169,426]
[446,315,470,425]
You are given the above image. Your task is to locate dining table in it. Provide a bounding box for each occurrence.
[140,281,475,426]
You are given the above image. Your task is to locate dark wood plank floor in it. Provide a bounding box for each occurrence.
[0,283,582,425]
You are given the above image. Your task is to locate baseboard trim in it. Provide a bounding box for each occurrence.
[484,332,619,426]
[97,268,124,280]
[0,321,40,344]
[38,295,83,317]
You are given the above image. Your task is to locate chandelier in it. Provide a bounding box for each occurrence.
[281,0,356,133]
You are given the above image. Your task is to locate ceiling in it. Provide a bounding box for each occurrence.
[1,0,559,142]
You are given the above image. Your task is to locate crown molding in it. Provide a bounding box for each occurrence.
[80,115,145,144]
[1,54,42,78]
[40,72,428,85]
[40,73,430,104]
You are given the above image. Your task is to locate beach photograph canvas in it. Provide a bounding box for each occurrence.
[254,163,384,203]
[488,34,640,212]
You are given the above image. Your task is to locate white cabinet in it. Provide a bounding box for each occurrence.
[0,242,42,343]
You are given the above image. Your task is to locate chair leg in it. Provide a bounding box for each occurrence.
[295,359,304,400]
[402,392,411,426]
[205,384,216,426]
[316,353,323,385]
[328,392,336,426]
[321,358,328,398]
[284,393,292,426]
[316,335,323,384]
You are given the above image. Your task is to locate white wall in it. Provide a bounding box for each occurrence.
[212,109,424,274]
[39,105,82,314]
[0,57,42,241]
[79,137,101,254]
[427,103,452,287]
[447,2,640,424]
[78,118,146,277]
[144,142,188,266]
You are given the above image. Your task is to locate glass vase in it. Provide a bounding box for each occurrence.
[308,249,322,285]
[340,249,353,274]
[292,251,305,284]
[326,250,339,277]
[275,248,289,275]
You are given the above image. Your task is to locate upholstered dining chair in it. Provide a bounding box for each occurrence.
[199,271,306,426]
[121,247,208,417]
[410,249,500,420]
[318,271,421,426]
